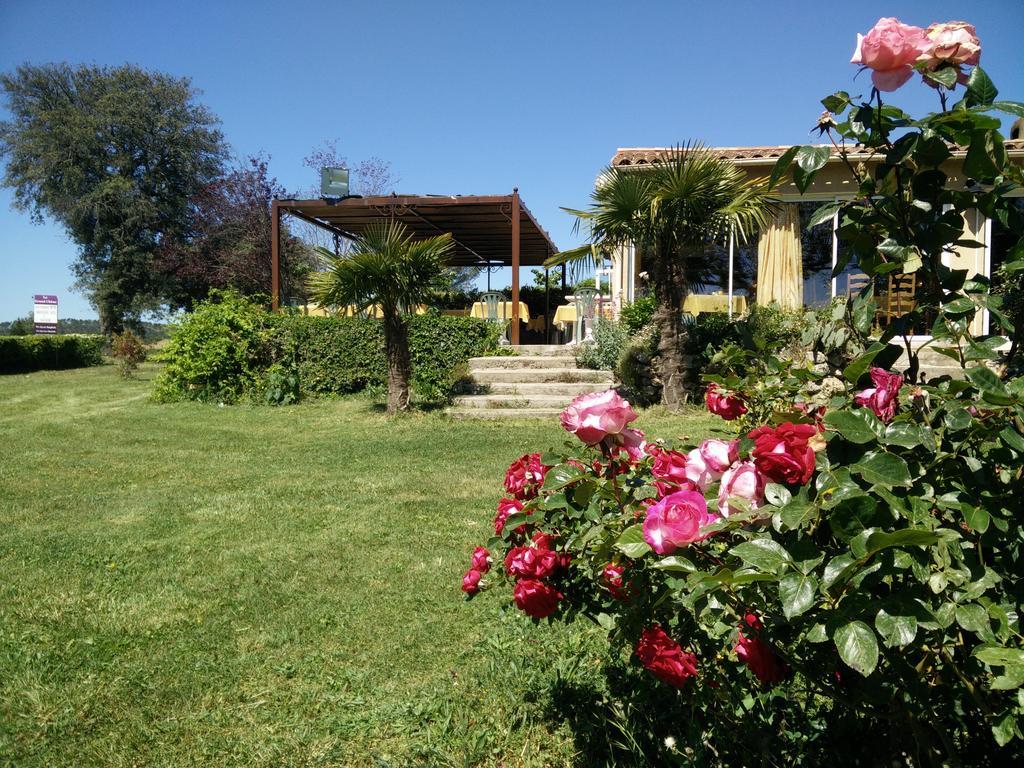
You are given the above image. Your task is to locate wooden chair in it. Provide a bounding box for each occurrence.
[847,272,872,297]
[881,273,917,322]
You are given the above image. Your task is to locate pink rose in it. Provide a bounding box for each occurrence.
[683,439,736,490]
[513,578,562,618]
[635,625,699,688]
[851,17,928,91]
[560,390,638,446]
[854,367,903,424]
[749,423,818,486]
[919,21,980,67]
[735,613,788,685]
[461,568,482,596]
[470,546,491,573]
[650,446,695,496]
[705,383,748,420]
[717,461,766,517]
[494,497,524,535]
[504,453,548,500]
[643,489,720,555]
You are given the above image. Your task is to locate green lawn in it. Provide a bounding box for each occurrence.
[0,364,719,767]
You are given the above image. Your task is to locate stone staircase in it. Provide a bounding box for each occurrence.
[890,343,977,382]
[448,345,614,419]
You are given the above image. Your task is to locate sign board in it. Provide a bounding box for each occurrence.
[320,167,350,198]
[33,294,58,334]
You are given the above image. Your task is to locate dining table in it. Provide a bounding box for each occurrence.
[682,294,748,316]
[468,301,531,323]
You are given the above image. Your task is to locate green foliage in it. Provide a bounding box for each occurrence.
[1,316,33,336]
[155,292,500,405]
[617,324,661,406]
[0,63,227,333]
[154,291,275,403]
[575,318,630,371]
[110,330,147,378]
[0,334,104,374]
[619,296,657,335]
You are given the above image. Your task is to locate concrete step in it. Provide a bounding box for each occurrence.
[469,355,577,369]
[485,381,611,396]
[509,345,569,357]
[447,407,565,420]
[470,367,614,385]
[453,394,575,409]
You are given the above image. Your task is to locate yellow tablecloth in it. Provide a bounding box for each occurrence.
[682,294,748,316]
[553,304,576,328]
[301,303,428,318]
[469,301,531,322]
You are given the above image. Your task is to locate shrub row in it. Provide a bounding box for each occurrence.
[0,334,105,374]
[155,291,502,404]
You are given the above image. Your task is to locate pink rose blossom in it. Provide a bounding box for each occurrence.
[602,562,632,601]
[513,578,562,618]
[851,17,929,91]
[854,367,903,424]
[736,613,788,685]
[717,461,766,517]
[643,489,720,555]
[919,21,980,67]
[560,390,638,446]
[635,625,699,688]
[683,439,735,490]
[608,426,646,462]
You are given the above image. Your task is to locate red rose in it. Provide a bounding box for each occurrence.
[749,422,818,485]
[470,546,491,573]
[705,383,748,421]
[513,578,562,618]
[735,613,787,685]
[635,625,699,688]
[461,568,482,596]
[504,537,560,579]
[504,453,548,500]
[601,563,632,601]
[494,497,524,535]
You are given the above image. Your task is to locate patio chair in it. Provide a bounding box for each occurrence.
[481,291,503,322]
[881,273,917,323]
[573,288,599,343]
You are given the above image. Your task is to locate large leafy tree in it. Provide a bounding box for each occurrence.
[551,145,775,407]
[0,63,226,333]
[155,156,315,311]
[309,221,453,413]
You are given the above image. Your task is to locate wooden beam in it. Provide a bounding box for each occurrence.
[271,200,281,310]
[511,188,520,345]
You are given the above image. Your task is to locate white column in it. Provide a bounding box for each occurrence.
[727,228,735,318]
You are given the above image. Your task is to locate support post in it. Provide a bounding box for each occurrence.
[510,188,521,345]
[544,267,550,344]
[271,200,281,310]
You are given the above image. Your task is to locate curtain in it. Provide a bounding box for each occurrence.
[756,204,803,310]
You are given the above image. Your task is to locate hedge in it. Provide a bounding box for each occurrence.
[155,290,503,404]
[0,334,105,374]
[278,314,503,401]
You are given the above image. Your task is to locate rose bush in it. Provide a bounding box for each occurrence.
[462,18,1024,764]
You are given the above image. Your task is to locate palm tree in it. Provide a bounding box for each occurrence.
[309,220,454,414]
[549,144,776,408]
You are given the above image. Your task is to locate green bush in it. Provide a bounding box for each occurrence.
[619,296,657,335]
[617,324,661,406]
[156,293,501,404]
[0,334,104,374]
[575,318,630,371]
[154,291,276,403]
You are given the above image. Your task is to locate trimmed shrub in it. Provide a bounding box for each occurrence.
[155,293,502,404]
[154,291,276,403]
[111,330,147,378]
[0,334,104,374]
[619,296,657,335]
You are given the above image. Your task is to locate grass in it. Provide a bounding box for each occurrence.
[0,364,721,767]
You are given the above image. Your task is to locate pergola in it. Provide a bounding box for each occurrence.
[270,189,559,344]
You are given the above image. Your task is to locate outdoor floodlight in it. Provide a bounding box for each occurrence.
[321,167,350,198]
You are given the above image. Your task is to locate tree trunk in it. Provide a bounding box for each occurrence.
[652,247,689,409]
[383,312,412,414]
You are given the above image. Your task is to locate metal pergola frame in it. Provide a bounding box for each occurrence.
[270,189,558,344]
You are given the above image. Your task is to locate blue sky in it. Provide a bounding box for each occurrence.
[2,0,1022,320]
